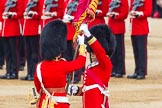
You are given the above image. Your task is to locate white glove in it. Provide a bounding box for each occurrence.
[79,23,91,37]
[135,11,144,16]
[28,11,38,16]
[96,9,102,15]
[130,11,144,18]
[51,12,57,16]
[78,34,85,45]
[63,14,74,22]
[9,12,17,16]
[2,12,17,19]
[106,12,119,18]
[67,84,79,96]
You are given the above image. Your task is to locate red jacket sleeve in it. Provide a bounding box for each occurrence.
[89,39,112,70]
[56,0,65,18]
[63,55,86,74]
[130,0,152,19]
[97,0,108,17]
[0,2,2,35]
[12,0,23,19]
[114,0,129,20]
[32,1,42,19]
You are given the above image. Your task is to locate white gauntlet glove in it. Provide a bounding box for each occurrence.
[106,12,119,18]
[63,14,74,23]
[130,11,144,18]
[80,23,91,37]
[2,12,17,19]
[67,84,79,96]
[78,34,85,45]
[51,12,57,16]
[96,9,102,15]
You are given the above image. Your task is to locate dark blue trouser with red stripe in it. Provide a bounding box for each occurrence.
[111,34,126,75]
[0,37,5,66]
[3,37,18,76]
[131,35,147,76]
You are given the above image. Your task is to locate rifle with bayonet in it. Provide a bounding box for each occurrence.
[132,0,144,11]
[109,0,121,12]
[44,0,58,12]
[67,0,78,15]
[41,0,58,22]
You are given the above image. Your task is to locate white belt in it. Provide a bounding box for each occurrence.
[51,96,69,104]
[82,84,109,97]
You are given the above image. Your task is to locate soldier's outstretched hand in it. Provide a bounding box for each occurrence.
[80,24,91,37]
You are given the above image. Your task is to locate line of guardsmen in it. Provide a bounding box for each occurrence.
[0,0,152,80]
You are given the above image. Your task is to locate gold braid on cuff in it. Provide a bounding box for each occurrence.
[88,36,96,45]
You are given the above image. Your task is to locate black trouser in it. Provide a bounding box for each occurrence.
[157,5,162,17]
[18,36,26,68]
[62,40,84,81]
[111,34,125,75]
[24,36,40,77]
[131,35,147,76]
[3,37,18,75]
[0,37,5,66]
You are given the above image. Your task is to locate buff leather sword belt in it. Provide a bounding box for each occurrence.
[41,88,69,104]
[41,87,65,94]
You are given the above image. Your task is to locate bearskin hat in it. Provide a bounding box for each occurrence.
[40,19,67,60]
[87,24,116,57]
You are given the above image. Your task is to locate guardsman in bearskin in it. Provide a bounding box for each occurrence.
[106,0,129,78]
[127,0,152,79]
[33,19,86,108]
[67,23,116,108]
[0,0,23,79]
[0,2,5,69]
[40,0,65,29]
[88,0,109,28]
[20,0,41,81]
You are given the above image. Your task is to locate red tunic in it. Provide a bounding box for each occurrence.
[130,0,152,35]
[88,0,108,28]
[107,0,129,34]
[0,2,3,36]
[83,40,112,108]
[23,0,41,36]
[1,0,23,37]
[34,55,86,108]
[64,0,77,40]
[40,0,65,29]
